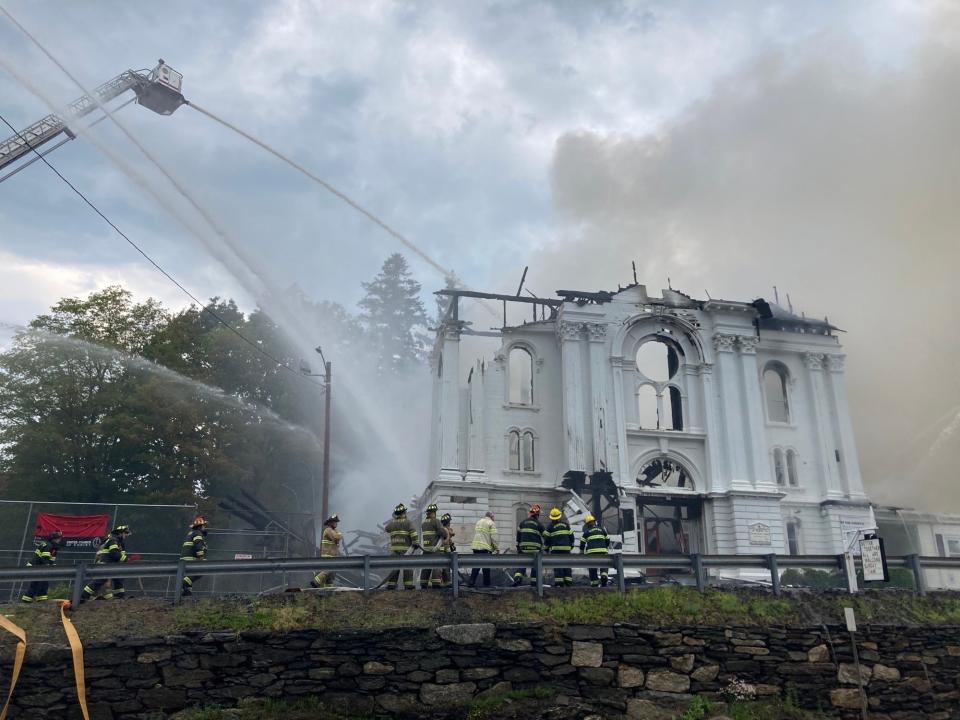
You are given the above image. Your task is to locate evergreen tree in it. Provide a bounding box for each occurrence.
[358,254,429,374]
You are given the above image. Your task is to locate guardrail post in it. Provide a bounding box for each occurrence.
[905,554,926,595]
[173,559,186,605]
[765,554,780,596]
[70,564,86,608]
[691,553,705,592]
[614,554,625,594]
[363,555,371,594]
[451,552,460,598]
[535,552,543,598]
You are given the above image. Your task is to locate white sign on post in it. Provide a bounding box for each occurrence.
[840,516,869,555]
[859,537,889,583]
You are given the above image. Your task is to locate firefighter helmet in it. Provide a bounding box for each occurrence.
[325,514,340,525]
[393,503,407,517]
[426,503,438,514]
[113,524,131,534]
[48,529,64,541]
[440,513,452,525]
[191,515,207,528]
[584,514,596,524]
[529,504,541,516]
[549,508,562,521]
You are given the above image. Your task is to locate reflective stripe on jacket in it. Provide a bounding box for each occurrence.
[471,517,498,552]
[421,517,443,552]
[516,517,544,553]
[385,518,417,553]
[181,530,207,561]
[544,520,574,553]
[321,526,342,557]
[30,540,57,567]
[580,523,610,554]
[95,535,127,564]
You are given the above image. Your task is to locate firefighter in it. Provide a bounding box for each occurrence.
[311,514,342,588]
[438,513,455,588]
[512,504,544,587]
[469,512,499,587]
[21,529,63,602]
[82,524,131,601]
[419,504,444,588]
[544,507,574,586]
[580,514,610,587]
[384,503,419,590]
[180,516,208,597]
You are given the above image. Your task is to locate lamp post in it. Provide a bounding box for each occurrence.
[300,347,332,540]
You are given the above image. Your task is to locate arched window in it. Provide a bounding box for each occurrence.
[786,449,799,487]
[763,364,790,423]
[773,448,786,486]
[521,431,535,471]
[637,384,658,428]
[508,430,520,470]
[634,338,684,431]
[786,520,801,555]
[508,347,534,405]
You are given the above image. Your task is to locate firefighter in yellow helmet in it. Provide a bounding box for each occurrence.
[438,513,456,588]
[180,516,209,597]
[384,503,420,590]
[311,514,342,588]
[544,507,574,586]
[580,514,610,587]
[512,504,544,587]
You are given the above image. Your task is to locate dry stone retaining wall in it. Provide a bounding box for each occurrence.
[3,622,960,719]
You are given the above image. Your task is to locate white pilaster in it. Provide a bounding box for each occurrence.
[713,333,750,490]
[586,323,612,474]
[438,324,462,481]
[559,321,587,472]
[825,355,867,499]
[737,335,775,490]
[611,356,631,487]
[699,363,724,493]
[803,352,842,498]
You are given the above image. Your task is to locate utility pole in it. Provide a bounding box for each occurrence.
[321,359,332,523]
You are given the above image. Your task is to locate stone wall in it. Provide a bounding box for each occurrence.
[4,621,960,719]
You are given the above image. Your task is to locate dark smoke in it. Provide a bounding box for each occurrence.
[543,11,960,511]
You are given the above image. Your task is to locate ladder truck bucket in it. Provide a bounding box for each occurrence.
[135,61,185,116]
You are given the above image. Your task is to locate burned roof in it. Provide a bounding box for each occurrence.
[752,299,840,335]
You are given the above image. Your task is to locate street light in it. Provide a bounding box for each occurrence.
[300,347,332,533]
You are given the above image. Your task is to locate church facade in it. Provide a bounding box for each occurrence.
[421,283,876,568]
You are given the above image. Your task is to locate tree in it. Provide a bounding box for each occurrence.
[358,254,429,374]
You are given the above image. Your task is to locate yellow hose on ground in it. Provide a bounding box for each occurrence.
[58,601,89,720]
[0,613,26,720]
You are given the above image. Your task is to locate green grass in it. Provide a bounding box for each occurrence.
[465,687,553,720]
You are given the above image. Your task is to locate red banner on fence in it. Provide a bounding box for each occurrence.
[35,512,110,549]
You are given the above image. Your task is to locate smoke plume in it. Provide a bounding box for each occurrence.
[543,10,960,510]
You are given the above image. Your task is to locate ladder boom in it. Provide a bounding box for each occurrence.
[0,63,183,173]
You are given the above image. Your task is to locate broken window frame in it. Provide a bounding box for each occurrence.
[521,431,535,472]
[763,363,791,424]
[786,519,802,555]
[786,449,799,487]
[507,345,535,406]
[508,430,521,471]
[773,448,786,486]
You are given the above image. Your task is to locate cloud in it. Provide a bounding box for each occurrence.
[541,6,960,510]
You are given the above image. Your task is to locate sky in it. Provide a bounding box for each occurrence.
[0,0,957,511]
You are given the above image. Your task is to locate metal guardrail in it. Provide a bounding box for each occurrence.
[4,553,959,606]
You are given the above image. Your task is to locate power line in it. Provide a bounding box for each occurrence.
[0,109,323,389]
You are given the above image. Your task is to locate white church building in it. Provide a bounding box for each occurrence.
[421,282,878,564]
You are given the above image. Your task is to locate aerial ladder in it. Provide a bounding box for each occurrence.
[0,59,185,181]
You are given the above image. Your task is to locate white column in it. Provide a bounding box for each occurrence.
[683,363,702,433]
[438,324,462,481]
[428,350,441,483]
[559,321,587,472]
[803,352,842,498]
[737,336,774,489]
[699,363,725,493]
[825,354,867,499]
[611,356,631,487]
[713,333,750,490]
[586,322,611,474]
